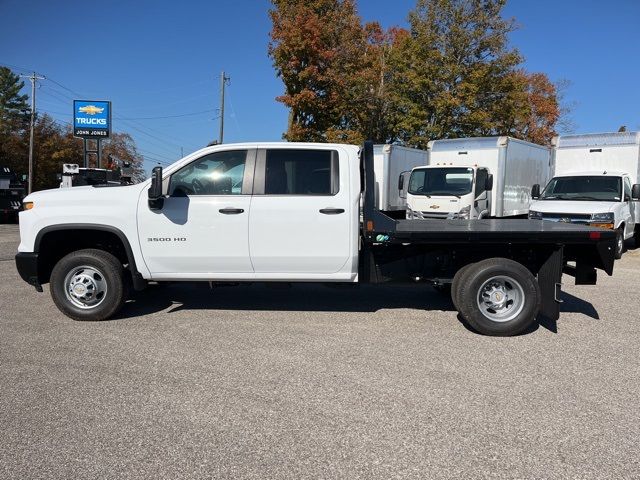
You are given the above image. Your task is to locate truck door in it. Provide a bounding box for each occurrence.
[137,149,255,276]
[623,177,635,237]
[474,168,490,218]
[249,147,350,274]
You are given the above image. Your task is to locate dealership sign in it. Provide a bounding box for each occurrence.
[73,100,111,138]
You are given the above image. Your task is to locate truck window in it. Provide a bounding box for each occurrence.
[169,150,248,196]
[409,168,473,196]
[624,177,632,201]
[265,149,338,195]
[541,176,621,202]
[475,169,487,198]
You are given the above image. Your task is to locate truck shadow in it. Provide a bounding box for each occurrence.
[114,282,600,334]
[119,283,454,318]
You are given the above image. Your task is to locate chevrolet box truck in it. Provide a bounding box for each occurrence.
[405,137,551,220]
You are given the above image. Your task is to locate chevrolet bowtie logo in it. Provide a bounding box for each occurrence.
[78,105,104,115]
[430,205,440,209]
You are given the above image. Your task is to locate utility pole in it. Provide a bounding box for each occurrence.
[218,71,230,144]
[21,72,45,194]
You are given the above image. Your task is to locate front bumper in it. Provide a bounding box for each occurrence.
[15,252,42,291]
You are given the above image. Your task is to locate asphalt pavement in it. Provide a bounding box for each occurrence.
[1,223,639,479]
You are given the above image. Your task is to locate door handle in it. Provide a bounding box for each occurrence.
[319,208,345,215]
[219,208,244,215]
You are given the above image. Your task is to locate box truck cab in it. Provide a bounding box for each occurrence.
[405,164,492,219]
[529,132,640,258]
[404,137,551,220]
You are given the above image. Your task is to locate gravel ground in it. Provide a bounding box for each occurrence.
[1,223,639,479]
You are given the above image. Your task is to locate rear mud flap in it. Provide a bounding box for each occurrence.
[538,247,564,321]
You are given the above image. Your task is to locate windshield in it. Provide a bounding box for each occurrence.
[541,176,622,201]
[408,167,474,196]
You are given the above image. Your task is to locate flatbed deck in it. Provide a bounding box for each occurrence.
[393,218,615,244]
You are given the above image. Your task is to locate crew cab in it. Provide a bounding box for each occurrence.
[15,142,616,336]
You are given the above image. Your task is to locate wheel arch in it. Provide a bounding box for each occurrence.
[34,224,145,289]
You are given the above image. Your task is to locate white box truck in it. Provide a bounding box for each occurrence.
[405,137,551,220]
[529,131,640,258]
[373,144,428,216]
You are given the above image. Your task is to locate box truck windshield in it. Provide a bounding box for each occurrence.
[409,167,473,197]
[541,176,622,202]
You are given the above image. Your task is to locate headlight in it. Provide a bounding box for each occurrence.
[457,205,471,219]
[529,210,543,220]
[590,212,614,222]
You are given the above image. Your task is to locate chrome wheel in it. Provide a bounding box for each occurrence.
[64,266,108,309]
[476,275,525,323]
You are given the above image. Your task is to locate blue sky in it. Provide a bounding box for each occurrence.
[1,0,638,172]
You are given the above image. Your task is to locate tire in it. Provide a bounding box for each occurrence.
[457,258,541,336]
[451,262,476,311]
[615,227,625,259]
[50,249,127,321]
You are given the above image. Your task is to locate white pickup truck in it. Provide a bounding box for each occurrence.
[15,142,617,336]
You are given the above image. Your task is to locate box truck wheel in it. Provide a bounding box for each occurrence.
[457,258,540,336]
[615,227,625,259]
[451,262,476,311]
[50,249,127,321]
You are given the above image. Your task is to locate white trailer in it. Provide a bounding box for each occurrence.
[373,144,428,215]
[406,136,551,219]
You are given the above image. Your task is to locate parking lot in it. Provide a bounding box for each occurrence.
[1,223,639,479]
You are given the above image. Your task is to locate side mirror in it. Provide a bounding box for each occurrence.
[632,184,640,201]
[531,184,541,200]
[148,166,164,210]
[398,173,404,191]
[485,174,494,191]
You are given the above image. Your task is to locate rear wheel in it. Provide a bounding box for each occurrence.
[457,258,541,336]
[451,262,476,311]
[50,249,127,321]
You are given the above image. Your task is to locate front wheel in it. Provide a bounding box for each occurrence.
[457,258,541,336]
[50,249,127,321]
[614,227,625,259]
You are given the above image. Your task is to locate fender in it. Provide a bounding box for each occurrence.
[34,223,147,290]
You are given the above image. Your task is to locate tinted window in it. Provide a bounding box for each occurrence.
[265,149,336,195]
[169,150,247,196]
[409,167,474,196]
[475,169,487,197]
[541,176,621,202]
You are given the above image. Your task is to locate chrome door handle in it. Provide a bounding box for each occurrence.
[319,208,345,215]
[219,208,244,215]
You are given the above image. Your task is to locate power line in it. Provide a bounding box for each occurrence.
[118,108,218,120]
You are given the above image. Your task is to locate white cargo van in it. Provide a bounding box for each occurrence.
[529,132,640,258]
[405,137,551,220]
[373,144,427,216]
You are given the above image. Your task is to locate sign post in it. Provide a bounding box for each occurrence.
[73,100,111,168]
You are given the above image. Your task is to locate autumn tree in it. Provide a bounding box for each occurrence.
[101,132,146,182]
[510,71,560,144]
[270,0,373,142]
[390,0,525,147]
